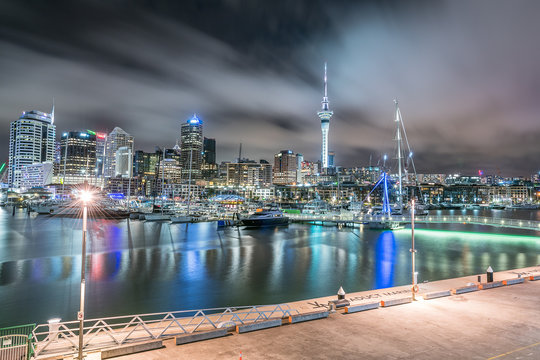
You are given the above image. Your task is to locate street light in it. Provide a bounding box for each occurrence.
[78,189,92,360]
[410,198,418,300]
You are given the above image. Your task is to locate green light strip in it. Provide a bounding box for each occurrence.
[395,228,540,242]
[0,163,5,172]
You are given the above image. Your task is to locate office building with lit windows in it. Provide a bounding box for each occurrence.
[103,127,134,178]
[180,114,203,181]
[273,150,297,185]
[59,131,97,181]
[8,110,56,188]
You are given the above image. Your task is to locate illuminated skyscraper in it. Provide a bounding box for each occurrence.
[103,127,134,178]
[317,62,333,170]
[8,109,56,188]
[273,150,297,185]
[180,114,203,181]
[60,131,97,179]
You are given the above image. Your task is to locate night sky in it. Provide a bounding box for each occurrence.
[1,0,539,176]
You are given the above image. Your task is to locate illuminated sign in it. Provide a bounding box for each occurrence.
[96,133,106,139]
[86,130,96,135]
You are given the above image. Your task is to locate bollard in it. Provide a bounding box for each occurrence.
[487,266,494,283]
[337,286,346,300]
[48,318,61,341]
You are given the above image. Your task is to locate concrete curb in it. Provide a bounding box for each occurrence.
[345,302,380,313]
[176,329,229,345]
[289,311,328,324]
[380,297,412,307]
[423,290,452,300]
[452,285,479,295]
[503,278,524,286]
[479,281,503,290]
[236,319,282,334]
[101,339,163,359]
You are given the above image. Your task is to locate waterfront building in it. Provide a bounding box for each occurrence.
[8,110,56,188]
[105,176,144,197]
[158,158,182,184]
[273,150,297,185]
[60,131,97,180]
[180,114,203,181]
[103,127,134,178]
[226,159,272,188]
[317,63,333,170]
[20,162,54,190]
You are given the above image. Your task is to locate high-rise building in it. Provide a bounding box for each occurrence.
[95,132,107,177]
[103,127,134,178]
[273,150,297,185]
[59,131,97,180]
[180,114,203,181]
[226,159,272,188]
[317,63,333,170]
[328,151,335,168]
[296,153,304,184]
[202,137,217,180]
[115,146,133,178]
[203,137,216,164]
[8,109,56,188]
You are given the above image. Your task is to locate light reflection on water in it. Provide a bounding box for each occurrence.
[0,208,539,326]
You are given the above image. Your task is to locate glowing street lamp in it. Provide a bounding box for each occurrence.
[410,198,418,300]
[78,190,92,360]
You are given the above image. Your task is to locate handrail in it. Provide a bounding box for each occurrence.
[31,304,297,358]
[287,213,540,231]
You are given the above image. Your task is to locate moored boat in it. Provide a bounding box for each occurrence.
[242,208,289,227]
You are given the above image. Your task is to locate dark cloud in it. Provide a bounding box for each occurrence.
[0,0,539,176]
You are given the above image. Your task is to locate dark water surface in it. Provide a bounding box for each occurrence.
[1,207,539,327]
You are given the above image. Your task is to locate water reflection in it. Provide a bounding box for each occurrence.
[1,208,540,326]
[374,231,396,289]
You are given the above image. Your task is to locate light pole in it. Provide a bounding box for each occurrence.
[410,198,417,300]
[78,190,91,360]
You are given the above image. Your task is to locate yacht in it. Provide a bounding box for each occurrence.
[242,208,289,227]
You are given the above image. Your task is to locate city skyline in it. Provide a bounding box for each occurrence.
[1,1,540,176]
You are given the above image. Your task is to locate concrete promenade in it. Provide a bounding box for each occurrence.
[115,266,540,360]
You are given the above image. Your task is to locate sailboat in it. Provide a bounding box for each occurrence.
[366,100,419,230]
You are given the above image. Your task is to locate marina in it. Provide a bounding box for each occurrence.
[1,206,539,328]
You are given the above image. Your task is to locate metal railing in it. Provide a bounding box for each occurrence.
[31,304,297,358]
[0,324,35,360]
[288,213,540,231]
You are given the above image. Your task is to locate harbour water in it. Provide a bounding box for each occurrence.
[1,207,539,327]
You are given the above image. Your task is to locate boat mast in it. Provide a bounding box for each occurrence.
[394,99,403,212]
[161,146,165,215]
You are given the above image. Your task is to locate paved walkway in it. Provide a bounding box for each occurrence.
[117,266,540,360]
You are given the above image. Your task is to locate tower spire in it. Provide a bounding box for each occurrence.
[322,62,329,111]
[317,62,333,170]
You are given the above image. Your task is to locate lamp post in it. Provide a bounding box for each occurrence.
[78,190,91,360]
[410,198,417,300]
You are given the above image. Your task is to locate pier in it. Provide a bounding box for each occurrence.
[4,266,540,359]
[289,213,540,231]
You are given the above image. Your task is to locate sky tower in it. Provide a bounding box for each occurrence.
[318,62,333,169]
